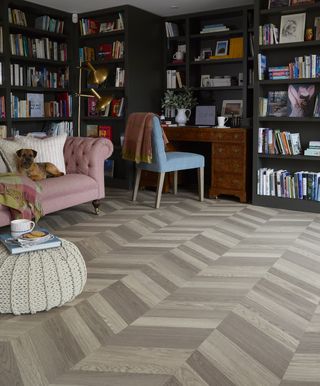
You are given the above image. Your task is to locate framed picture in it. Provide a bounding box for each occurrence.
[215,40,228,56]
[279,13,306,44]
[291,0,314,5]
[200,74,211,87]
[268,0,290,8]
[221,100,243,117]
[288,84,315,117]
[200,48,212,60]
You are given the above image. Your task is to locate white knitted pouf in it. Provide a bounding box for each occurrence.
[0,239,87,315]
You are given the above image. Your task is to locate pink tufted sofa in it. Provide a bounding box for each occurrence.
[0,136,113,226]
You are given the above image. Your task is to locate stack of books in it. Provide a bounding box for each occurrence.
[212,76,232,87]
[0,229,61,255]
[258,128,301,155]
[200,23,229,34]
[257,168,320,201]
[259,23,279,45]
[304,141,320,156]
[268,66,290,80]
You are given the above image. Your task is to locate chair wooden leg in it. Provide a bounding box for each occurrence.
[198,167,204,202]
[155,172,165,209]
[132,168,141,202]
[173,171,178,195]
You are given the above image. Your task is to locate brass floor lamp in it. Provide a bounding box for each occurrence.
[76,60,113,136]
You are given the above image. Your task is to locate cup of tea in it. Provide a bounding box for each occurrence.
[217,116,228,127]
[173,51,184,61]
[11,219,35,239]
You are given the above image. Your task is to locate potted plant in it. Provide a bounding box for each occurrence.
[162,87,197,126]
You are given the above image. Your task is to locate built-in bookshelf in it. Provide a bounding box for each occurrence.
[163,6,254,126]
[253,0,320,212]
[78,5,162,188]
[0,0,74,136]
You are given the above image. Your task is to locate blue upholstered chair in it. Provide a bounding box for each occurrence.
[133,116,205,208]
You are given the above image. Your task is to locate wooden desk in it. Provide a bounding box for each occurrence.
[164,126,250,203]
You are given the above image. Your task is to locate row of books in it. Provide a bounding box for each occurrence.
[166,70,183,89]
[97,41,124,60]
[165,22,179,38]
[10,92,72,118]
[259,24,279,46]
[10,34,68,62]
[8,8,27,26]
[79,46,95,62]
[46,121,73,136]
[35,15,65,34]
[0,63,3,85]
[257,168,320,201]
[0,125,7,138]
[86,124,112,139]
[0,27,3,53]
[0,96,5,119]
[88,97,124,117]
[79,14,124,36]
[10,64,69,88]
[258,128,301,155]
[304,141,320,156]
[115,67,125,87]
[259,86,320,118]
[200,23,229,34]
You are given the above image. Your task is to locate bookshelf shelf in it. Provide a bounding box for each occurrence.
[260,78,320,85]
[258,154,319,161]
[167,36,186,42]
[190,58,243,65]
[260,40,320,51]
[11,117,73,122]
[11,86,71,92]
[190,29,243,39]
[10,55,69,66]
[260,3,320,16]
[8,24,68,40]
[79,30,125,40]
[82,116,125,121]
[258,117,320,122]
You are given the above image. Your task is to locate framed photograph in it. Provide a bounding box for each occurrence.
[288,84,315,117]
[221,100,243,117]
[215,40,228,56]
[267,91,288,117]
[200,74,211,87]
[279,13,306,44]
[291,0,314,5]
[268,0,290,8]
[200,48,212,60]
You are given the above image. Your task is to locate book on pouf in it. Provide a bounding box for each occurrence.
[0,229,61,254]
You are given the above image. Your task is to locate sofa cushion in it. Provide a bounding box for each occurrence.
[15,134,67,174]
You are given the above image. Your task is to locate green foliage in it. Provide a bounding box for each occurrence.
[161,87,197,109]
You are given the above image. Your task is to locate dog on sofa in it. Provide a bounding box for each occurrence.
[16,148,64,181]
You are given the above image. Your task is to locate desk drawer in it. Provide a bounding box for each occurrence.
[213,131,245,143]
[213,144,244,158]
[214,158,244,174]
[213,173,244,190]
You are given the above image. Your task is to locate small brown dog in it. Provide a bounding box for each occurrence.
[16,148,64,181]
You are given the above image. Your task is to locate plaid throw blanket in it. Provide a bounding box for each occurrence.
[0,174,43,222]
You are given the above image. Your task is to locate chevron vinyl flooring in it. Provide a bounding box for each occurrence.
[1,188,320,386]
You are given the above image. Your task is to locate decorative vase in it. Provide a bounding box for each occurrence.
[175,108,191,126]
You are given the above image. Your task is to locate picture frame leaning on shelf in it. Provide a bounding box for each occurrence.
[221,100,243,117]
[279,13,306,44]
[215,40,229,56]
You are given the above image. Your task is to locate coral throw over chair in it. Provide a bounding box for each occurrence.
[123,113,205,209]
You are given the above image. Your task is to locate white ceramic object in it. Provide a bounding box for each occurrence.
[175,108,191,126]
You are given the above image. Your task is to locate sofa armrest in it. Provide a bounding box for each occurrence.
[64,137,113,199]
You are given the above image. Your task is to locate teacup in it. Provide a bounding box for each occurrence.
[217,116,228,127]
[173,51,184,61]
[11,219,35,239]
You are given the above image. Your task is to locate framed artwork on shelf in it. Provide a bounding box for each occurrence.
[221,100,243,117]
[215,40,228,56]
[288,84,315,117]
[268,0,290,8]
[279,13,306,44]
[200,74,211,87]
